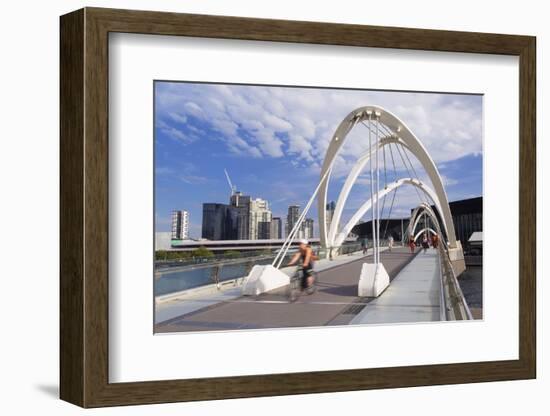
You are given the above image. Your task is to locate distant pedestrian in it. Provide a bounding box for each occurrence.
[388,235,394,252]
[421,234,430,253]
[431,233,439,249]
[361,237,368,255]
[408,235,415,254]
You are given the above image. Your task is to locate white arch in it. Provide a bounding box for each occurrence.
[414,227,437,242]
[332,178,449,247]
[408,203,448,249]
[327,135,410,245]
[409,203,443,239]
[318,105,458,249]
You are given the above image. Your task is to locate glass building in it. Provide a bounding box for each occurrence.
[351,197,483,247]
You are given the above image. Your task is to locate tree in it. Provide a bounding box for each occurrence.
[155,250,168,261]
[192,246,214,258]
[223,250,241,258]
[155,250,190,261]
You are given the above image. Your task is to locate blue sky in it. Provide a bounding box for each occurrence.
[155,81,482,238]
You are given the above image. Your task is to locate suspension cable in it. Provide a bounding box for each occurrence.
[368,116,376,263]
[382,187,398,239]
[394,142,425,205]
[375,116,381,264]
[376,122,430,241]
[383,136,388,189]
[403,144,422,184]
[388,141,398,182]
[272,161,334,268]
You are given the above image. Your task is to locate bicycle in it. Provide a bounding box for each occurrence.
[288,265,317,302]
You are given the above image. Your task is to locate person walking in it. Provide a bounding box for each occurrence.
[388,235,394,252]
[421,234,430,253]
[361,237,368,255]
[431,233,439,249]
[408,235,415,254]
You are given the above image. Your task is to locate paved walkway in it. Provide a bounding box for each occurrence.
[350,249,442,325]
[155,250,375,324]
[155,247,420,333]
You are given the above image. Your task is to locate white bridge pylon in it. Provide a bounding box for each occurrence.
[317,105,465,295]
[243,105,464,297]
[319,105,458,251]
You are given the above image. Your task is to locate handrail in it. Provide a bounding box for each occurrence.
[437,244,473,320]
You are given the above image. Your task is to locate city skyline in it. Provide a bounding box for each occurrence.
[199,190,315,241]
[155,81,483,239]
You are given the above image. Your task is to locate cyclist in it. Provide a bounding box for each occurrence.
[288,238,316,294]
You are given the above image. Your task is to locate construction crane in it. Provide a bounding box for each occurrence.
[224,168,237,196]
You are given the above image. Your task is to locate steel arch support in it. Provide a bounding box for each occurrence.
[318,105,458,251]
[333,178,447,248]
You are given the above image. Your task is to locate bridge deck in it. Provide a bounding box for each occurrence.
[155,247,420,333]
[350,249,442,325]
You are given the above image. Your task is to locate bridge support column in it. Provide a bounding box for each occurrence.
[242,265,290,296]
[328,246,340,260]
[448,241,466,276]
[358,263,390,297]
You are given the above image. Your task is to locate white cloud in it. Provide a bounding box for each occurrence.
[254,129,284,157]
[156,82,482,177]
[179,174,209,185]
[183,101,204,118]
[441,174,459,187]
[263,114,292,132]
[287,133,313,160]
[161,126,195,143]
[155,167,174,175]
[168,112,187,124]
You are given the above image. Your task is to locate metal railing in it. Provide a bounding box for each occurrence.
[437,245,473,320]
[155,249,276,269]
[155,241,362,297]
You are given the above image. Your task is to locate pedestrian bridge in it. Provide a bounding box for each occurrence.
[155,245,471,333]
[155,104,474,332]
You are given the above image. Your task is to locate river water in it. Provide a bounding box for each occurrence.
[155,258,273,296]
[458,265,483,317]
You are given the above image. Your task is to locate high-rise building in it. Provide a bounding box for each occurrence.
[202,192,278,241]
[302,218,314,240]
[326,200,336,232]
[171,210,189,240]
[249,198,272,240]
[271,217,282,239]
[201,204,228,240]
[257,221,271,240]
[286,205,300,237]
[230,191,251,240]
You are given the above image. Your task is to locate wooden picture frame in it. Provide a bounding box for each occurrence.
[60,7,536,408]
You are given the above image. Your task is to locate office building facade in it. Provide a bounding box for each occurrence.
[171,210,189,240]
[201,203,228,240]
[202,192,280,241]
[286,205,300,236]
[230,192,251,240]
[271,217,282,239]
[350,197,483,247]
[326,200,336,232]
[302,218,314,240]
[249,198,272,240]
